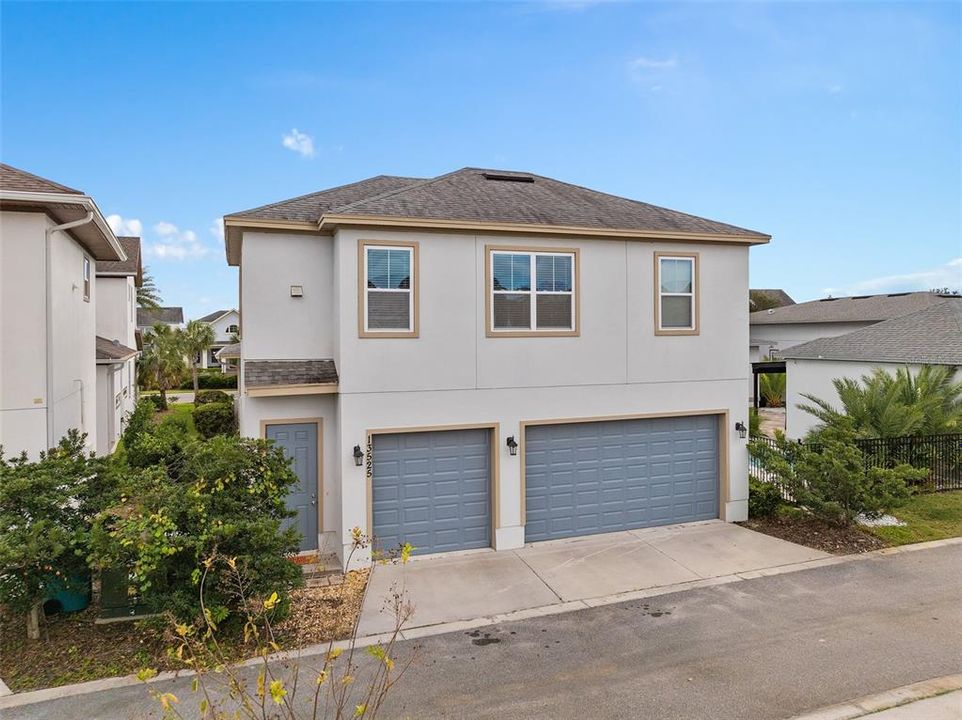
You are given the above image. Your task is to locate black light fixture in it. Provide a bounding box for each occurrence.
[353,445,364,466]
[506,436,518,456]
[735,422,748,439]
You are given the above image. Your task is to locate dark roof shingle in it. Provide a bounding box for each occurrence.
[96,336,138,362]
[751,291,951,325]
[244,359,338,387]
[137,307,184,326]
[96,237,143,284]
[0,163,83,195]
[197,309,233,323]
[780,298,962,365]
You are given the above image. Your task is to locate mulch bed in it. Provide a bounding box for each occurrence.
[0,568,370,693]
[741,516,887,554]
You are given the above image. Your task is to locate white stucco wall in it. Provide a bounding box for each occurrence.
[785,358,932,439]
[750,321,874,354]
[96,275,137,348]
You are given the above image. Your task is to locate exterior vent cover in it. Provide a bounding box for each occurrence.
[482,172,534,183]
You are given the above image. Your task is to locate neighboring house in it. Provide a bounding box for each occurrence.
[0,163,127,458]
[95,236,142,455]
[749,288,795,312]
[136,306,184,334]
[782,297,962,439]
[215,341,240,372]
[195,308,240,369]
[224,167,770,566]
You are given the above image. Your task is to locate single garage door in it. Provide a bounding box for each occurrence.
[372,428,491,555]
[524,415,718,543]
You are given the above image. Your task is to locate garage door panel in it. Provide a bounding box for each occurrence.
[373,428,491,555]
[525,415,718,542]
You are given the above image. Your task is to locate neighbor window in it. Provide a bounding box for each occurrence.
[489,249,576,334]
[83,257,91,302]
[360,242,418,336]
[656,254,698,334]
[226,324,238,334]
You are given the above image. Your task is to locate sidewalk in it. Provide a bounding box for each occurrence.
[792,676,962,720]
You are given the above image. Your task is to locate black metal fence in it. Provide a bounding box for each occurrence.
[749,433,962,493]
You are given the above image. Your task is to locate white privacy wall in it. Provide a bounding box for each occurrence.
[749,321,873,354]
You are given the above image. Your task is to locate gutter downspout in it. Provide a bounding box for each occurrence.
[44,212,94,448]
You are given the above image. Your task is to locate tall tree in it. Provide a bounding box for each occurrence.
[140,323,186,408]
[181,320,216,393]
[138,267,163,310]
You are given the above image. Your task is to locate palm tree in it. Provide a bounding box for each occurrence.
[759,373,786,407]
[137,268,162,310]
[181,319,216,394]
[140,323,186,408]
[798,365,962,439]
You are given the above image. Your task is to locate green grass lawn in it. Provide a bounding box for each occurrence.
[160,402,198,437]
[868,490,962,546]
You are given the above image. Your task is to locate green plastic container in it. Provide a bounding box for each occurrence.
[44,573,91,613]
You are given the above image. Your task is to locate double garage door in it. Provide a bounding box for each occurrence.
[371,415,719,555]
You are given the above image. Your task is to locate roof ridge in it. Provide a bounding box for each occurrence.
[0,162,84,194]
[326,168,470,214]
[227,174,425,220]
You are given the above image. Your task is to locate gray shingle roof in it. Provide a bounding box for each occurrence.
[216,342,240,359]
[197,309,232,323]
[780,298,962,365]
[226,168,768,238]
[229,175,424,223]
[0,163,83,194]
[751,291,951,325]
[137,307,184,326]
[244,359,338,387]
[96,336,138,362]
[750,288,795,308]
[97,237,143,284]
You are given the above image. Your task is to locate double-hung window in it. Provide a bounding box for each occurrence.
[489,248,577,335]
[655,253,698,334]
[83,256,91,302]
[360,242,418,337]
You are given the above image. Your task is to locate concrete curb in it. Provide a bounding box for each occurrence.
[0,678,11,697]
[2,535,961,709]
[789,674,962,719]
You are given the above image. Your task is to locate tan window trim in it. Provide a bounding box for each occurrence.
[82,256,91,303]
[246,383,338,397]
[357,239,420,338]
[485,244,581,338]
[653,251,700,336]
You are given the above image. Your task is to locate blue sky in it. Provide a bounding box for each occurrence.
[2,1,959,318]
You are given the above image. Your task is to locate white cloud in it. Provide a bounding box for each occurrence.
[282,128,315,157]
[106,214,143,237]
[629,56,678,70]
[144,221,209,261]
[828,84,843,94]
[210,218,225,244]
[821,258,962,296]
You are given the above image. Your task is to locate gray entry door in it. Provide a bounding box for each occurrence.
[266,422,319,552]
[372,428,491,555]
[524,415,718,543]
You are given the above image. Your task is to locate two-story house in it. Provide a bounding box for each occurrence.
[224,168,770,566]
[195,308,240,370]
[0,163,128,458]
[95,236,142,455]
[136,306,184,334]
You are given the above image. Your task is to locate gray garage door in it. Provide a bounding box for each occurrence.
[372,428,491,555]
[524,415,718,542]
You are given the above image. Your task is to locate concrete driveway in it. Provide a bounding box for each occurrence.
[359,520,827,635]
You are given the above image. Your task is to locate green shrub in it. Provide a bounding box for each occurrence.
[194,389,232,405]
[193,402,237,439]
[749,407,761,437]
[146,393,167,411]
[748,478,784,518]
[759,373,786,408]
[123,399,194,470]
[197,372,237,390]
[90,435,303,623]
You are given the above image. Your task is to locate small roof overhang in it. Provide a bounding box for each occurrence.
[96,336,139,364]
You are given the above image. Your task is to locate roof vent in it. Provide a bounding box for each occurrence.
[887,292,910,297]
[482,172,534,183]
[820,297,838,302]
[852,295,870,299]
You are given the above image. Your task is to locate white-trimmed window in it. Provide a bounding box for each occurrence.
[490,250,575,333]
[657,254,697,332]
[363,244,416,334]
[226,324,239,334]
[83,257,91,302]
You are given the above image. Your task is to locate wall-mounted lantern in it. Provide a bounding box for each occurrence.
[353,445,364,466]
[506,436,518,456]
[735,422,748,439]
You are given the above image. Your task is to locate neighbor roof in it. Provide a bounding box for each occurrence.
[137,306,184,326]
[196,309,235,323]
[780,298,962,365]
[244,359,338,388]
[96,336,139,363]
[216,342,240,360]
[224,167,770,265]
[750,289,795,308]
[750,291,952,325]
[96,236,143,285]
[0,163,124,262]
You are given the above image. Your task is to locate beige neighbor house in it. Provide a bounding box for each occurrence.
[0,163,132,459]
[95,236,142,455]
[782,297,962,439]
[223,167,770,566]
